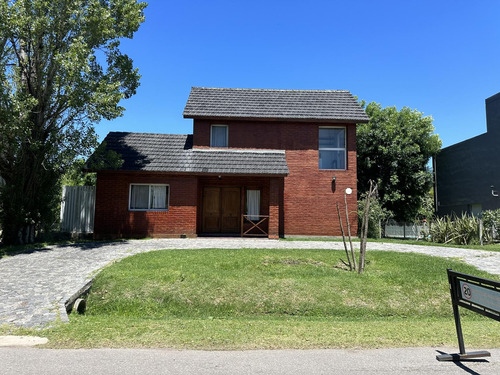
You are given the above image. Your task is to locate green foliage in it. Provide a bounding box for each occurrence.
[357,102,442,222]
[483,209,500,233]
[453,214,481,245]
[429,211,500,245]
[61,146,124,187]
[357,194,389,239]
[84,140,124,171]
[0,0,146,244]
[428,216,455,244]
[417,189,436,220]
[61,159,96,186]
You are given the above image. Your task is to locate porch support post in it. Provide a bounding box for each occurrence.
[269,177,280,239]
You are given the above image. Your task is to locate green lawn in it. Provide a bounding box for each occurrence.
[2,248,499,349]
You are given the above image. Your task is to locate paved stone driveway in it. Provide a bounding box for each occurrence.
[1,238,500,328]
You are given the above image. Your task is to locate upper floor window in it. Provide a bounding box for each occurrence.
[319,127,346,170]
[129,184,169,211]
[211,125,228,147]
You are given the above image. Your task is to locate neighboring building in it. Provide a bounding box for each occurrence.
[89,87,369,239]
[435,92,500,216]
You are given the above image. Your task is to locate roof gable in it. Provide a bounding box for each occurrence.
[183,87,369,123]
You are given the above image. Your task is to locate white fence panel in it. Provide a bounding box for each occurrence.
[384,220,428,240]
[60,186,95,233]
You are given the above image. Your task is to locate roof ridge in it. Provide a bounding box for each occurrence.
[191,87,350,93]
[107,131,190,137]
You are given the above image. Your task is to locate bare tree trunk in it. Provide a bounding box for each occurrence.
[359,206,369,273]
[337,202,352,271]
[359,180,377,274]
[344,193,356,271]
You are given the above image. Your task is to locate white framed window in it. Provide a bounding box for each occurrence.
[211,125,228,147]
[129,184,169,211]
[319,127,346,170]
[246,189,260,221]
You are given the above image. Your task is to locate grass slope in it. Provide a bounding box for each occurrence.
[3,248,499,349]
[87,249,473,319]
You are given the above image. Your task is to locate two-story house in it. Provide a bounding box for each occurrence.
[90,87,369,239]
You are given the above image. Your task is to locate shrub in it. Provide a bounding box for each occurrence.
[483,209,500,240]
[357,195,390,239]
[429,210,500,245]
[429,216,455,244]
[429,214,480,245]
[453,214,480,245]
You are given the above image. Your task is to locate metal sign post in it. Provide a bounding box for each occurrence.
[437,269,500,361]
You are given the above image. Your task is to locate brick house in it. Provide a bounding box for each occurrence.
[91,87,369,239]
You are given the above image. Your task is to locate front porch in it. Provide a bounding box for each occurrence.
[197,175,283,239]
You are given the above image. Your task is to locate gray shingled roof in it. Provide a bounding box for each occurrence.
[89,132,289,175]
[183,87,369,122]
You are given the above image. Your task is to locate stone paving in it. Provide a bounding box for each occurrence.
[1,238,500,328]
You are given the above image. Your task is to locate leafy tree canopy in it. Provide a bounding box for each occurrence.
[0,0,146,244]
[61,159,96,186]
[357,102,442,222]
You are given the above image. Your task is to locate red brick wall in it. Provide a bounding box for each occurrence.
[193,119,358,236]
[94,172,198,239]
[269,177,282,239]
[96,119,359,238]
[94,172,284,239]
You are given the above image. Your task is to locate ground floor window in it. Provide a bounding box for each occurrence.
[246,189,260,221]
[129,184,169,211]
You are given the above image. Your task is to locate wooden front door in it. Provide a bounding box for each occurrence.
[202,187,241,233]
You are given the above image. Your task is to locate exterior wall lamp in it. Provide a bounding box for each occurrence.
[331,176,336,192]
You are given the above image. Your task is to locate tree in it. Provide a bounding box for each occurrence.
[357,102,442,222]
[0,0,146,244]
[61,159,96,186]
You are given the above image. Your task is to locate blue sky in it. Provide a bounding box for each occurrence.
[99,0,500,148]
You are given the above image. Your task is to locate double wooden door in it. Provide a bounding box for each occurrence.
[202,187,241,233]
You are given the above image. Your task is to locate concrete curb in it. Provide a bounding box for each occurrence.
[0,335,48,347]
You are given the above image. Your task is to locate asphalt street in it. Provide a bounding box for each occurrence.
[2,347,500,375]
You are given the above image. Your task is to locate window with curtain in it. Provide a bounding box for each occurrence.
[319,127,346,170]
[246,190,260,221]
[211,125,228,147]
[129,184,169,210]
